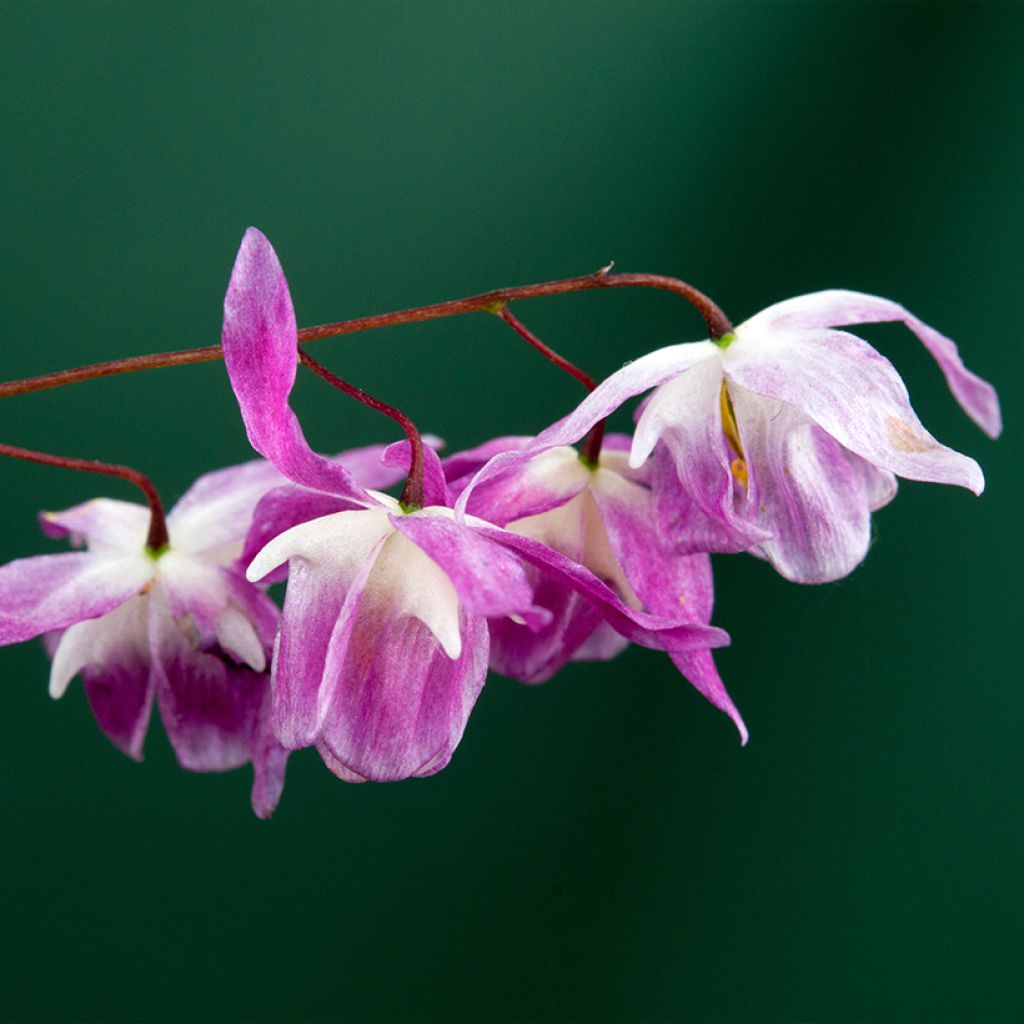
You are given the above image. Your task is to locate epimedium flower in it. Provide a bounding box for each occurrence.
[222,228,730,782]
[0,458,290,818]
[446,434,747,742]
[465,290,1001,584]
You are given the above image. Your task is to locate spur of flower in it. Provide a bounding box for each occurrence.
[468,290,1001,584]
[222,228,730,782]
[0,458,290,817]
[447,434,746,742]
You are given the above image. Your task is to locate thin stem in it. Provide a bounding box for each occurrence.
[0,442,168,551]
[298,350,425,511]
[496,308,606,465]
[0,270,732,400]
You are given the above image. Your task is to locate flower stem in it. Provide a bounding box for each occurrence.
[0,442,169,551]
[297,350,425,511]
[0,270,732,400]
[496,308,606,465]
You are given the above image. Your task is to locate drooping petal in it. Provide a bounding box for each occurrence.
[317,606,489,782]
[39,498,150,552]
[148,587,261,773]
[390,510,549,628]
[730,387,879,583]
[724,327,985,493]
[739,290,1001,438]
[248,687,290,818]
[250,506,394,747]
[588,466,747,741]
[477,526,730,655]
[637,357,771,554]
[49,595,155,759]
[222,227,371,503]
[454,342,718,517]
[0,551,154,646]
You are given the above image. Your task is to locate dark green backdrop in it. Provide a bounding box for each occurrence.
[1,3,1020,1022]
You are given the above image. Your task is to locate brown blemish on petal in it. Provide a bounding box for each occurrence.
[887,416,937,453]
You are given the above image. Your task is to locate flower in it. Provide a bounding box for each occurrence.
[0,458,290,818]
[448,435,747,742]
[465,290,1001,584]
[222,228,730,781]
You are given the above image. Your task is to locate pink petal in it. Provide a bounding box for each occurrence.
[740,290,1001,438]
[0,551,153,646]
[380,441,450,507]
[39,498,150,551]
[222,228,371,503]
[724,327,985,493]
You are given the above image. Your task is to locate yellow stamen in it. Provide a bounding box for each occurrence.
[719,381,748,486]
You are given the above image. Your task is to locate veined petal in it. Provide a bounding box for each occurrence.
[39,498,150,553]
[222,228,371,503]
[248,687,290,818]
[317,608,489,782]
[390,510,547,628]
[724,327,985,493]
[730,387,874,584]
[49,595,154,760]
[0,551,154,646]
[381,441,450,508]
[443,436,531,497]
[739,290,1001,438]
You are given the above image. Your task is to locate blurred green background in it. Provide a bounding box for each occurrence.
[1,3,1021,1021]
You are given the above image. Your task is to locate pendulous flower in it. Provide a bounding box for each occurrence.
[223,228,730,781]
[466,290,1001,584]
[0,457,290,817]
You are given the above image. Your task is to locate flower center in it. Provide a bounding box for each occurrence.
[718,381,749,487]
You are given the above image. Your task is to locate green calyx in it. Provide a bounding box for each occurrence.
[577,450,599,471]
[713,331,736,350]
[145,542,169,561]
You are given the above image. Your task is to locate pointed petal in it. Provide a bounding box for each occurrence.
[39,498,150,552]
[49,595,155,759]
[317,609,489,782]
[221,228,371,502]
[740,290,1001,438]
[724,327,985,493]
[589,468,746,740]
[0,552,153,646]
[478,526,730,655]
[248,687,290,818]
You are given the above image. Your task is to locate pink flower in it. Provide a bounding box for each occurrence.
[466,291,1000,584]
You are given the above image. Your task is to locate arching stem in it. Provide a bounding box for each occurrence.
[0,442,168,551]
[297,351,425,511]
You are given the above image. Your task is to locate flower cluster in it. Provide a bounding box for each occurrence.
[0,228,1000,816]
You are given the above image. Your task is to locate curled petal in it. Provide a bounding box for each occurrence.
[739,289,1001,438]
[222,228,371,503]
[724,328,985,493]
[0,551,153,646]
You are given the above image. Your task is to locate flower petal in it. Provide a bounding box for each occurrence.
[0,551,153,646]
[739,290,1001,438]
[381,441,450,508]
[390,511,548,626]
[317,608,489,782]
[49,595,155,759]
[222,228,371,503]
[39,498,150,552]
[724,327,985,493]
[443,436,531,496]
[588,467,746,741]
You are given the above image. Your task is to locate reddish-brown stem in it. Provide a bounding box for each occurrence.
[496,308,606,466]
[0,270,732,400]
[0,442,168,551]
[298,350,425,511]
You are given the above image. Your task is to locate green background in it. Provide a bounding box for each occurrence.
[1,3,1021,1021]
